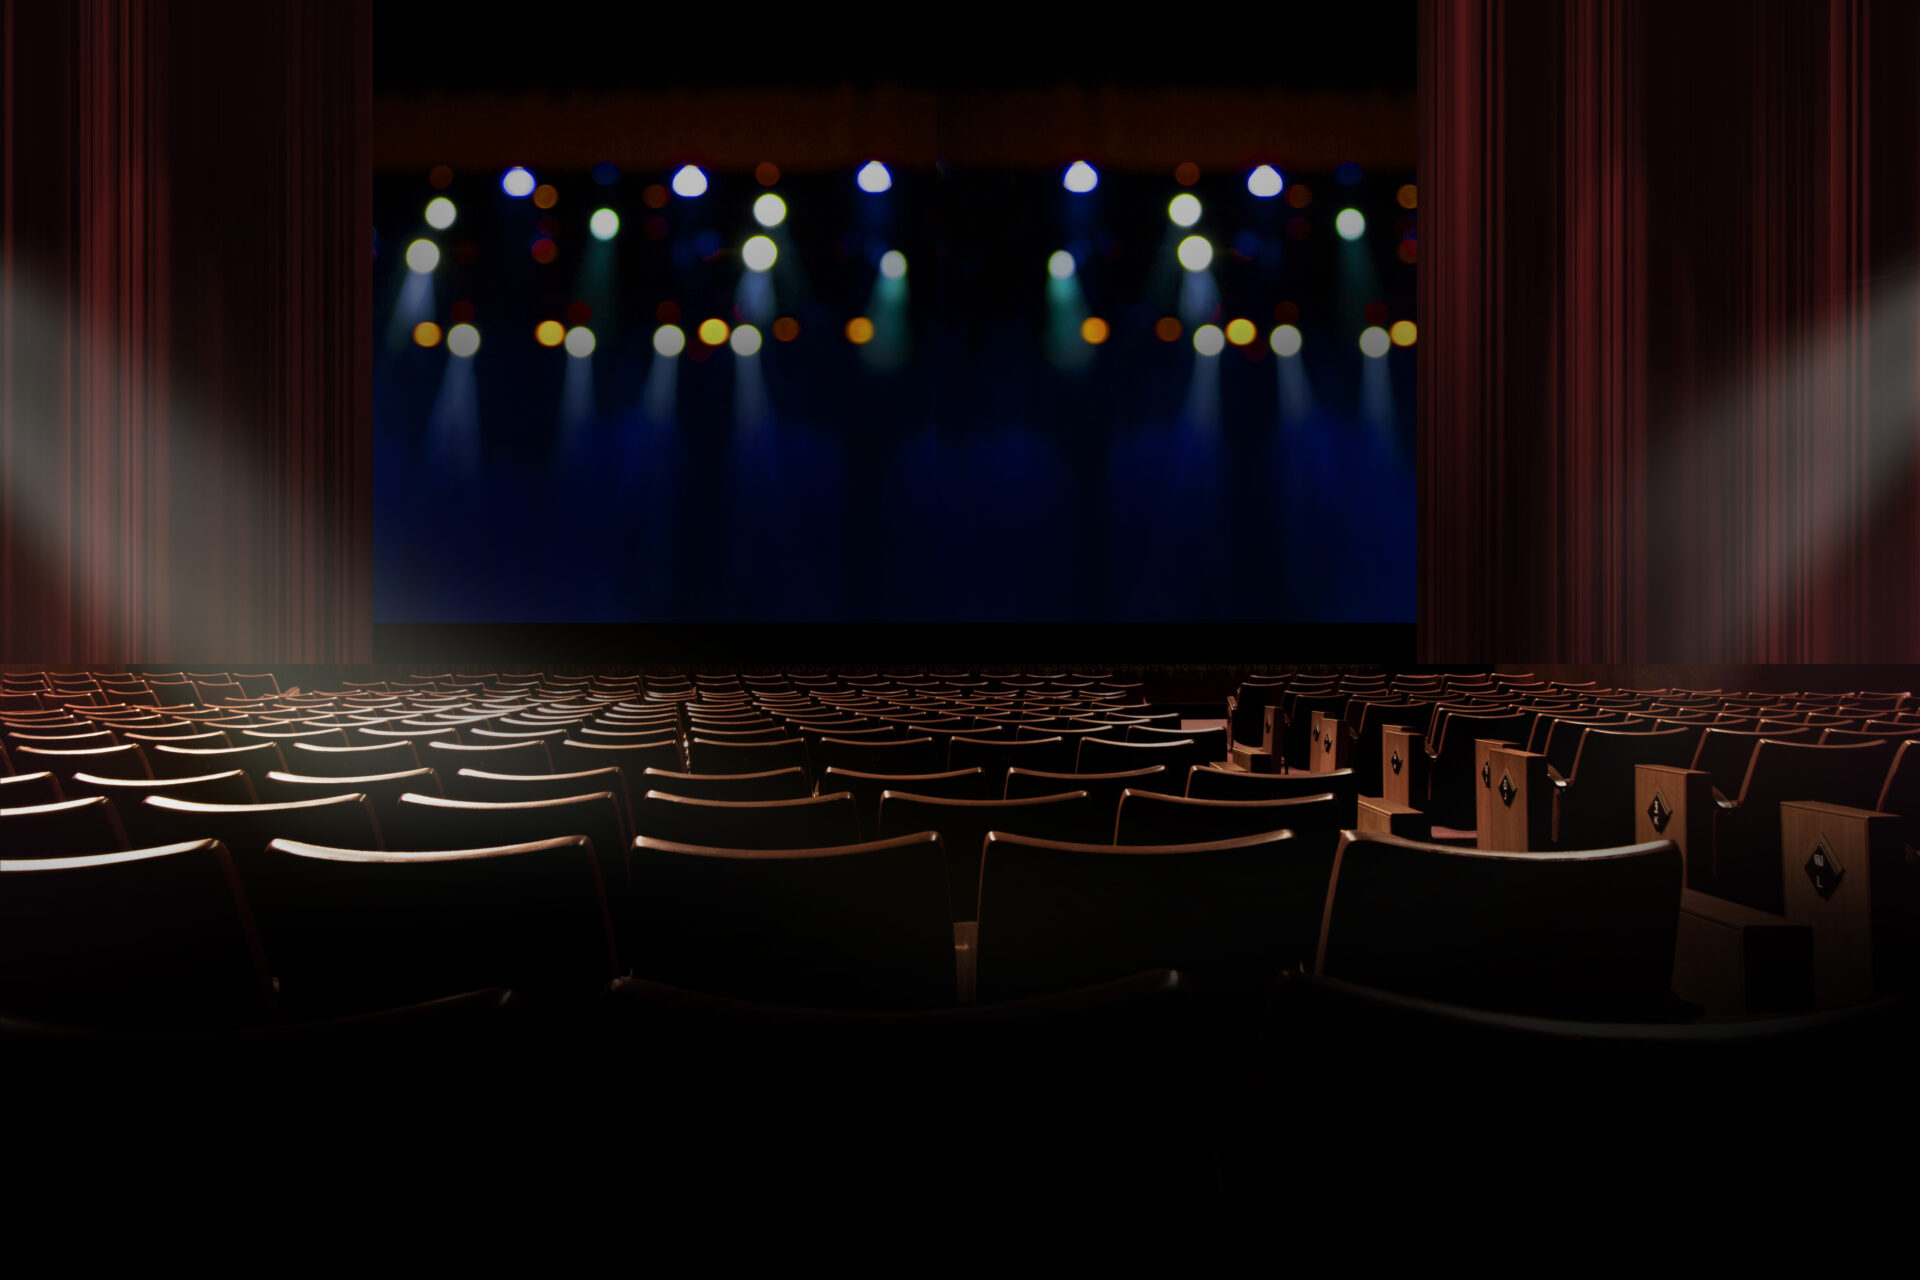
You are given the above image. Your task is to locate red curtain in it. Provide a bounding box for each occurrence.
[1,0,370,662]
[1420,0,1920,661]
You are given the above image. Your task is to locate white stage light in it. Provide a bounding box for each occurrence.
[1193,325,1225,356]
[565,326,596,357]
[1168,193,1201,227]
[1271,324,1303,357]
[405,239,440,273]
[1359,326,1390,357]
[1336,208,1367,241]
[1177,235,1212,271]
[425,197,456,229]
[589,208,620,240]
[653,324,686,357]
[447,323,481,356]
[672,165,708,198]
[857,161,892,193]
[1248,165,1284,198]
[730,325,762,356]
[501,167,535,197]
[1048,250,1075,280]
[1063,161,1098,193]
[880,250,907,279]
[742,235,778,271]
[753,194,787,227]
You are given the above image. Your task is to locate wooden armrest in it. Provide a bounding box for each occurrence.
[1680,888,1785,930]
[954,921,978,1006]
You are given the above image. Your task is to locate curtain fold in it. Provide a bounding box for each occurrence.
[1,0,370,662]
[1419,0,1920,661]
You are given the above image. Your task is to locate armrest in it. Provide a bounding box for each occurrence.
[1680,887,1785,930]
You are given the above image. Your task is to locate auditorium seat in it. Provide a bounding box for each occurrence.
[876,790,1092,922]
[0,840,274,1029]
[815,735,943,777]
[260,768,441,835]
[423,737,553,777]
[1314,830,1682,1020]
[287,740,421,776]
[66,770,259,844]
[1699,738,1897,913]
[1690,726,1820,797]
[451,766,633,830]
[686,736,807,779]
[5,728,118,752]
[1075,736,1207,781]
[975,829,1318,1003]
[819,766,983,840]
[260,836,617,1018]
[1876,741,1920,848]
[0,796,132,856]
[633,790,860,850]
[1003,765,1169,842]
[1186,764,1361,824]
[637,766,811,802]
[1113,789,1340,853]
[14,742,151,784]
[626,832,955,1009]
[947,734,1077,784]
[1550,726,1698,850]
[0,770,64,807]
[150,741,285,791]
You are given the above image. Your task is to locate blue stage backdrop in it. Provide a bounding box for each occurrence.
[373,162,1415,624]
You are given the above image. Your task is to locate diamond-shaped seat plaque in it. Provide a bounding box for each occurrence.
[1805,837,1844,900]
[1647,790,1671,834]
[1498,772,1515,806]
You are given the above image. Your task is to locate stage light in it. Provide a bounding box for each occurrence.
[1174,162,1199,186]
[756,161,780,186]
[447,323,481,357]
[1225,319,1256,346]
[450,300,475,324]
[672,165,708,198]
[856,161,892,193]
[412,321,442,348]
[533,184,558,209]
[1193,325,1225,356]
[1248,165,1284,198]
[1177,235,1212,271]
[1336,161,1363,185]
[1155,317,1182,342]
[1168,193,1202,227]
[773,317,800,341]
[1271,324,1302,357]
[753,194,787,227]
[531,238,557,264]
[567,302,591,326]
[590,208,620,240]
[742,235,778,271]
[1048,250,1075,280]
[1364,301,1389,326]
[564,326,595,357]
[698,318,730,345]
[653,324,686,357]
[593,161,620,185]
[425,197,456,229]
[1397,238,1418,264]
[1063,161,1098,193]
[730,324,762,356]
[429,164,453,189]
[405,239,440,273]
[535,320,565,347]
[642,184,669,209]
[1359,326,1390,358]
[1336,208,1366,240]
[501,167,535,197]
[880,250,907,279]
[1080,317,1109,345]
[657,301,681,323]
[1390,320,1417,346]
[1286,184,1313,208]
[845,317,874,345]
[1397,184,1418,209]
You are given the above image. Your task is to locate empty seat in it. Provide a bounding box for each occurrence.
[635,766,810,804]
[0,796,132,856]
[1124,724,1227,763]
[150,742,286,791]
[260,836,616,1018]
[627,832,955,1009]
[139,794,384,889]
[1703,738,1898,913]
[0,840,273,1029]
[1075,736,1206,781]
[947,735,1078,784]
[1003,766,1168,843]
[259,767,441,833]
[64,771,259,844]
[0,770,64,808]
[815,736,944,777]
[975,829,1316,1003]
[686,736,807,778]
[13,742,150,784]
[876,790,1092,922]
[1420,712,1531,829]
[1113,790,1340,854]
[1185,765,1361,825]
[1690,726,1819,798]
[285,740,421,777]
[423,738,554,776]
[1315,831,1682,1020]
[554,738,684,794]
[1551,727,1697,850]
[450,767,632,828]
[633,791,861,850]
[823,766,987,841]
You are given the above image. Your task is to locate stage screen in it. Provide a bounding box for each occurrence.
[372,160,1415,624]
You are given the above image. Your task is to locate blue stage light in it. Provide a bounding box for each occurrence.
[501,167,535,198]
[1063,161,1098,193]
